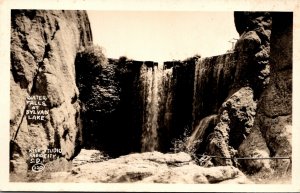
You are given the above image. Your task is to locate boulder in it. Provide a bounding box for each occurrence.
[46,151,249,183]
[238,127,271,173]
[206,87,257,166]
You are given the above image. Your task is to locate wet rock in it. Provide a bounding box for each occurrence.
[186,114,218,152]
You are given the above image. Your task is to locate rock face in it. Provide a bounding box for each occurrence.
[206,87,257,166]
[200,12,272,166]
[78,58,148,156]
[10,10,92,177]
[192,12,292,177]
[75,46,119,115]
[75,48,122,155]
[239,12,292,175]
[47,151,250,183]
[233,12,272,93]
[198,12,292,176]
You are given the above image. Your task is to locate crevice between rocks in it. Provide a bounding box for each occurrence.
[12,19,60,144]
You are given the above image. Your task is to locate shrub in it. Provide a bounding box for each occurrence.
[76,45,107,70]
[183,54,201,63]
[171,127,201,157]
[75,45,107,103]
[115,56,133,76]
[75,45,120,112]
[170,127,216,167]
[75,45,121,149]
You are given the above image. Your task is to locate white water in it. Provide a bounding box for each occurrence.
[186,114,218,151]
[141,63,164,152]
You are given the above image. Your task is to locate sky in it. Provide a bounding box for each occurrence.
[87,11,239,63]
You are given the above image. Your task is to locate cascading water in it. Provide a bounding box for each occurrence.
[80,54,236,156]
[141,63,163,152]
[161,67,173,132]
[192,59,203,129]
[158,66,174,151]
[138,54,235,153]
[189,53,237,153]
[185,114,218,151]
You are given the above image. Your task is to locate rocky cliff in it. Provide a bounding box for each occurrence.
[194,12,292,176]
[10,10,92,178]
[238,12,292,175]
[196,12,271,166]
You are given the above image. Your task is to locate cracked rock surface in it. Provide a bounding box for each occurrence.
[234,12,292,175]
[48,151,251,183]
[10,10,92,177]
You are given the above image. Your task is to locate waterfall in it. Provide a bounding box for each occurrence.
[162,67,173,131]
[192,54,236,130]
[186,114,218,151]
[192,60,202,129]
[141,63,163,152]
[192,59,208,130]
[159,66,174,151]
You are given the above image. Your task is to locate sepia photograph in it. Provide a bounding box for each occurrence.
[1,0,300,192]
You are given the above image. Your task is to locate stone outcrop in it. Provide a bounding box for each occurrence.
[207,87,257,166]
[75,48,122,154]
[10,10,92,178]
[201,12,272,167]
[199,12,292,177]
[233,12,272,94]
[79,58,148,156]
[47,151,250,183]
[239,12,292,175]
